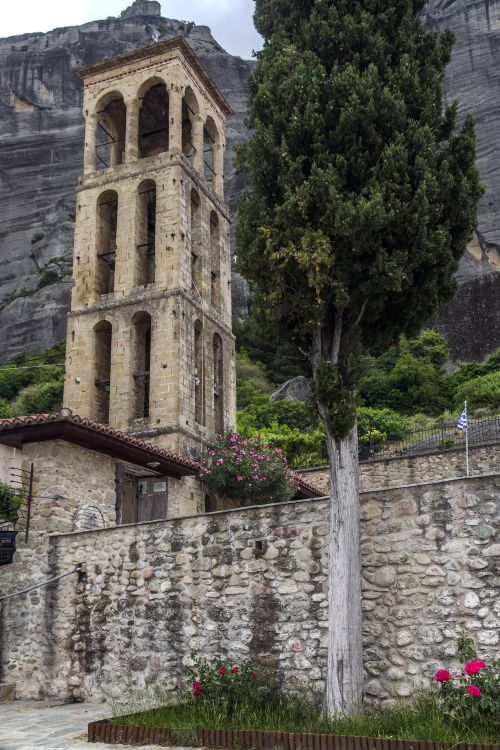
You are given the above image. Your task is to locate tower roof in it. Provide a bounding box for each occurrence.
[75,36,233,117]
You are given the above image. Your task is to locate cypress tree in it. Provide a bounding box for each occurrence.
[237,0,482,711]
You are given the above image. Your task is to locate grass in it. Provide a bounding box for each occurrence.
[112,690,499,744]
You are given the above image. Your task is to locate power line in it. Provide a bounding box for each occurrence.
[0,363,64,372]
[241,345,307,362]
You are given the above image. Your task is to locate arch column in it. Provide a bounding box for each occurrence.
[83,113,97,174]
[192,115,204,173]
[213,143,224,198]
[125,98,139,163]
[169,87,183,155]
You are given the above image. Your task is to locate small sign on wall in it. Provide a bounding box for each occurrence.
[153,481,167,493]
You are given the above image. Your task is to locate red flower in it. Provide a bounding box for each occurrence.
[192,680,202,697]
[435,669,451,683]
[467,685,481,698]
[231,667,239,674]
[250,673,257,679]
[219,667,226,675]
[465,660,482,675]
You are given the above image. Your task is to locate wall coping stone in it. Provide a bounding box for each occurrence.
[49,471,500,542]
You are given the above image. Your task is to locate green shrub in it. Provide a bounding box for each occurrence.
[37,269,61,289]
[11,378,64,416]
[454,371,500,410]
[31,231,44,245]
[357,407,411,452]
[0,482,22,523]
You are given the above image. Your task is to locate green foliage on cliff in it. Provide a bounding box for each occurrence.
[236,331,500,467]
[0,342,65,417]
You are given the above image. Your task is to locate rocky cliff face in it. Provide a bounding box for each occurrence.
[0,1,253,360]
[0,1,498,364]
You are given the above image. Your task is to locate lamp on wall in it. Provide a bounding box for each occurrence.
[147,461,160,469]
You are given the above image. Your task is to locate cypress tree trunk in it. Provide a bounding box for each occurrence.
[324,421,363,712]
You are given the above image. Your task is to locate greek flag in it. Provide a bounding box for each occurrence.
[457,407,468,431]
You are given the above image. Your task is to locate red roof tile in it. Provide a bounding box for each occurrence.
[0,409,198,473]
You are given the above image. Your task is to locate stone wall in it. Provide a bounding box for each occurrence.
[299,443,499,495]
[1,472,498,704]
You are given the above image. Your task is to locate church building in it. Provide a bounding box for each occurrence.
[0,37,239,528]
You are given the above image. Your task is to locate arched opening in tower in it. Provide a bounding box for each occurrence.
[191,189,202,294]
[213,333,224,435]
[96,94,126,169]
[182,87,199,164]
[138,80,169,159]
[136,180,156,287]
[93,320,112,424]
[194,320,204,426]
[203,117,219,185]
[132,312,152,420]
[210,211,221,311]
[96,190,118,296]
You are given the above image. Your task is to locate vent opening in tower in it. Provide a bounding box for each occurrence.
[132,312,152,420]
[93,320,112,424]
[96,191,118,295]
[138,79,169,159]
[136,180,156,286]
[96,93,126,169]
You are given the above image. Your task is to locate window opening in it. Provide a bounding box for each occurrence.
[210,212,221,310]
[139,83,169,159]
[191,190,202,293]
[136,181,156,286]
[96,97,126,169]
[93,321,112,424]
[194,320,204,425]
[132,313,152,420]
[213,334,224,435]
[96,191,118,295]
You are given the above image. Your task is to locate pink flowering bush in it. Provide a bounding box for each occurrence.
[434,637,499,730]
[183,653,258,705]
[198,432,297,504]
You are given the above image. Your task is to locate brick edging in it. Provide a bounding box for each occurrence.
[88,719,500,750]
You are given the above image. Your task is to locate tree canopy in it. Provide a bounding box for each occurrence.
[237,0,482,439]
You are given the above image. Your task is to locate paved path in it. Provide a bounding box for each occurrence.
[0,701,165,750]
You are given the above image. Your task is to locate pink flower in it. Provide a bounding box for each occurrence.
[217,458,224,465]
[465,660,482,675]
[231,667,239,674]
[219,667,226,675]
[230,434,238,442]
[237,475,244,482]
[435,669,451,683]
[467,685,481,698]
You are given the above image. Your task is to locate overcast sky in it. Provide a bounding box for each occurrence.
[1,1,263,59]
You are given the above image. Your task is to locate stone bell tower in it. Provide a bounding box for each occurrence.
[63,38,236,457]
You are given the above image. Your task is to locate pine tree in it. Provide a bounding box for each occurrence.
[236,0,482,711]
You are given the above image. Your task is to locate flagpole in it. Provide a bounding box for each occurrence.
[465,400,470,477]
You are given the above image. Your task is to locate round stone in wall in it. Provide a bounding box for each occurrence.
[72,505,106,531]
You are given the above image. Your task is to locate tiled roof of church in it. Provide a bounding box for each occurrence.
[0,409,198,476]
[0,410,325,497]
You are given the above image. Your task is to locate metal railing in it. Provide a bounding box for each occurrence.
[0,464,34,564]
[360,415,500,462]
